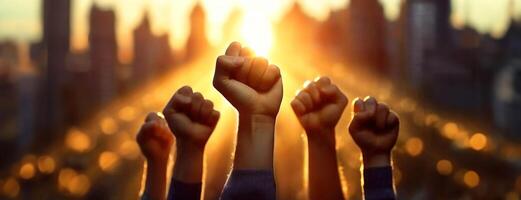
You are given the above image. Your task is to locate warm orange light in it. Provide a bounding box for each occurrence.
[463,170,480,188]
[58,168,77,190]
[442,122,459,139]
[65,128,91,153]
[469,133,487,151]
[436,159,453,175]
[68,174,91,196]
[118,140,140,160]
[2,177,20,198]
[38,156,56,174]
[118,106,137,122]
[98,151,120,173]
[19,162,36,180]
[239,12,273,57]
[405,137,423,157]
[100,117,118,135]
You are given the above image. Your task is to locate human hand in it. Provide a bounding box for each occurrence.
[213,42,283,118]
[349,97,399,167]
[291,77,348,139]
[136,112,174,165]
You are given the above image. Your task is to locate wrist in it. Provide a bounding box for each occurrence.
[362,153,391,168]
[234,114,276,170]
[306,128,336,148]
[173,141,205,183]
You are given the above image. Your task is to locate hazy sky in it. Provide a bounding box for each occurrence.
[0,0,520,56]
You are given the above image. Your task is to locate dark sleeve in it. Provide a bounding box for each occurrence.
[363,166,396,200]
[167,179,202,200]
[220,170,276,200]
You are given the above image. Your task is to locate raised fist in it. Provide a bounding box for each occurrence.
[213,42,283,117]
[162,86,220,147]
[349,97,399,167]
[136,112,174,164]
[291,77,348,134]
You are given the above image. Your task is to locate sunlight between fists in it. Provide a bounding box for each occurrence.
[162,86,220,146]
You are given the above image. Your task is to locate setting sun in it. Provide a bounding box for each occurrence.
[239,12,274,57]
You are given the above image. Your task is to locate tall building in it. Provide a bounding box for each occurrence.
[89,5,118,106]
[39,0,71,136]
[133,13,173,84]
[346,0,387,73]
[185,3,209,60]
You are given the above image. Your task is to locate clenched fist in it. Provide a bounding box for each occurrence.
[136,112,174,164]
[349,97,400,167]
[162,86,220,147]
[291,77,348,134]
[213,42,283,117]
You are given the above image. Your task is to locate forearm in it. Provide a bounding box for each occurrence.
[307,130,344,200]
[143,161,168,200]
[234,114,275,170]
[172,142,204,183]
[166,143,204,200]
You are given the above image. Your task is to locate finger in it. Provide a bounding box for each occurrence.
[165,86,192,113]
[190,92,204,120]
[145,112,162,123]
[226,41,242,56]
[364,96,378,118]
[319,84,347,106]
[375,103,390,130]
[240,47,254,57]
[170,88,192,112]
[353,98,365,113]
[386,111,399,128]
[248,57,269,89]
[200,100,214,121]
[234,57,254,83]
[291,99,306,116]
[259,64,280,91]
[208,110,220,127]
[216,55,245,73]
[304,82,321,105]
[315,76,331,87]
[297,91,313,111]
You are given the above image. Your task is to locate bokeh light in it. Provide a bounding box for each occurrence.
[2,177,20,198]
[65,128,92,153]
[463,170,480,188]
[469,133,488,151]
[98,151,120,173]
[100,117,118,135]
[436,159,453,176]
[19,162,36,180]
[405,137,424,157]
[37,155,56,174]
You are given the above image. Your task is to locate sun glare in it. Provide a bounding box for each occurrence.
[239,13,274,57]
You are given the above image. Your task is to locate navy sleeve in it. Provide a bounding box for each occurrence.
[220,170,276,200]
[363,166,396,200]
[167,179,202,200]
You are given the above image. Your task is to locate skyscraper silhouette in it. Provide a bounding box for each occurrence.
[185,3,209,60]
[89,5,118,107]
[346,0,387,73]
[40,0,71,136]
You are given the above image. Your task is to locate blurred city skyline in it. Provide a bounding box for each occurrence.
[1,0,521,62]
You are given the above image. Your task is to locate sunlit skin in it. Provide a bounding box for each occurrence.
[162,86,220,183]
[136,112,173,200]
[213,42,282,170]
[349,97,400,167]
[291,77,348,200]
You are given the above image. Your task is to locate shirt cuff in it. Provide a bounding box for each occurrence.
[363,166,396,200]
